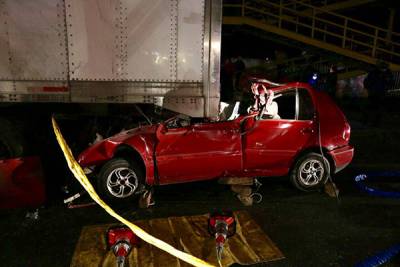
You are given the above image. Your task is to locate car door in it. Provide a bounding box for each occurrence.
[242,88,316,176]
[156,119,242,185]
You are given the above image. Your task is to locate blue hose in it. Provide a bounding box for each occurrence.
[354,173,400,198]
[354,244,400,267]
[354,172,400,267]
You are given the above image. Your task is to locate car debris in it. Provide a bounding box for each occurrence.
[138,189,155,209]
[25,209,40,221]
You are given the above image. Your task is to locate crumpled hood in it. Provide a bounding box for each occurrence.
[77,124,158,167]
[105,124,158,143]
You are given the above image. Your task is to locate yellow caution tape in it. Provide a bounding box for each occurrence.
[52,117,215,267]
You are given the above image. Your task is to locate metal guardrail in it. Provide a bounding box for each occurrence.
[281,0,375,11]
[223,0,400,67]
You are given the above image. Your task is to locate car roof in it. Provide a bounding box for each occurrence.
[272,82,313,92]
[250,80,313,93]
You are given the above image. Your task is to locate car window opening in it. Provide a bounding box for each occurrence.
[165,87,315,129]
[257,88,315,121]
[269,90,296,120]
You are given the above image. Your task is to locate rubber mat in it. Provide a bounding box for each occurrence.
[70,210,284,267]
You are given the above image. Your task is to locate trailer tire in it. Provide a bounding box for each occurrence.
[0,118,24,159]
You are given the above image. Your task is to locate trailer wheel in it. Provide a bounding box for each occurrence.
[290,152,330,191]
[0,118,24,159]
[97,158,144,205]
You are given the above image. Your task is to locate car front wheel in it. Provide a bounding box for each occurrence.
[97,158,144,204]
[290,152,330,191]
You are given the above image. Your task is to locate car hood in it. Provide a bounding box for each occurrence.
[77,124,158,167]
[105,124,158,143]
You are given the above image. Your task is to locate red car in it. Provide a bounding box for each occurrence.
[78,81,353,203]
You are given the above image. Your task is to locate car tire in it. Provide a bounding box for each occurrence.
[97,158,144,205]
[290,152,330,192]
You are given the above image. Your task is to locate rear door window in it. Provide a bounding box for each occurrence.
[298,89,315,120]
[260,88,314,121]
[274,90,296,120]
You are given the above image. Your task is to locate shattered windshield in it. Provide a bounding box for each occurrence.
[219,101,241,121]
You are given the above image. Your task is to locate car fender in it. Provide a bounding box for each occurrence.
[78,132,157,185]
[117,134,157,185]
[290,146,334,174]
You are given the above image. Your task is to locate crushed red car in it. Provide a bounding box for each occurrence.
[78,80,354,203]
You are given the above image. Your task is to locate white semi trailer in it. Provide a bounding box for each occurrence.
[0,0,222,117]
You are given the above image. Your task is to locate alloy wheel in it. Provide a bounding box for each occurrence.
[299,159,325,186]
[106,167,138,198]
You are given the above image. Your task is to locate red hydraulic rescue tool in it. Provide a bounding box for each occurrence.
[106,226,139,267]
[208,211,236,264]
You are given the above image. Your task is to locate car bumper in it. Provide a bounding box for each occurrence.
[328,145,354,173]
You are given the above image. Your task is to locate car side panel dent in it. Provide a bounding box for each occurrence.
[155,120,242,184]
